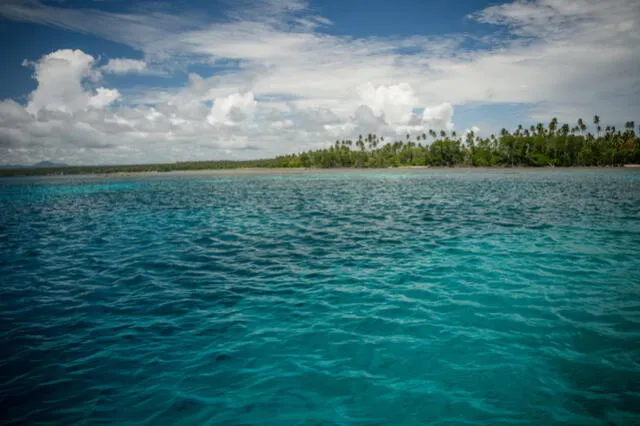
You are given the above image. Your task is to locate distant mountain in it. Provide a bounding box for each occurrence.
[0,161,69,169]
[32,161,69,168]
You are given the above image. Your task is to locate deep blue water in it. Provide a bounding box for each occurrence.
[1,169,640,425]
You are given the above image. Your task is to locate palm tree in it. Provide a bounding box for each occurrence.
[366,134,374,151]
[466,130,475,144]
[549,117,558,135]
[593,115,600,137]
[577,118,586,135]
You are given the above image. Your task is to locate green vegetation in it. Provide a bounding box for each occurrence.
[276,116,639,169]
[2,116,639,176]
[0,159,282,177]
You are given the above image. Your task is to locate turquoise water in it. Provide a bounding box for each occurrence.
[1,169,639,425]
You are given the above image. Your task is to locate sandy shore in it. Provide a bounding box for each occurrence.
[86,166,639,178]
[5,166,638,179]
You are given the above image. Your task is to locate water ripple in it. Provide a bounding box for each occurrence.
[1,169,639,425]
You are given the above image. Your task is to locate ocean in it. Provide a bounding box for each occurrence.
[1,168,639,425]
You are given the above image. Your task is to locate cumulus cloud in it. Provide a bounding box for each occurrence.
[357,82,418,127]
[88,88,121,109]
[0,51,270,165]
[102,58,147,74]
[353,105,384,130]
[422,103,455,132]
[25,49,96,114]
[345,86,456,136]
[207,92,257,126]
[24,49,120,115]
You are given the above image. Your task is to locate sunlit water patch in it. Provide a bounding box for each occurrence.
[1,169,639,425]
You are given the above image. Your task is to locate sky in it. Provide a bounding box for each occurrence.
[0,0,639,165]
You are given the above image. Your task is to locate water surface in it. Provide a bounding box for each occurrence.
[1,169,639,425]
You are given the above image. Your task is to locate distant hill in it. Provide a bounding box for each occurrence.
[32,161,69,168]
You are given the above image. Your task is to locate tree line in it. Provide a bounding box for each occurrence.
[1,115,638,176]
[273,116,639,168]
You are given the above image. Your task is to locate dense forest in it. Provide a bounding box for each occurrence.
[2,116,639,176]
[275,116,639,168]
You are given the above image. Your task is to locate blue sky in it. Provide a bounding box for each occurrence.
[0,0,639,165]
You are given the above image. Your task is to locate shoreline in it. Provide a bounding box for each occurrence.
[3,165,639,179]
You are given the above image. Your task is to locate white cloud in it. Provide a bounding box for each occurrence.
[353,105,384,130]
[271,120,293,129]
[357,82,418,127]
[25,49,97,114]
[0,99,32,125]
[422,103,455,131]
[23,49,121,115]
[102,58,147,74]
[207,92,257,126]
[88,87,121,109]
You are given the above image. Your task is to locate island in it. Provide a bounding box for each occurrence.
[1,116,638,176]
